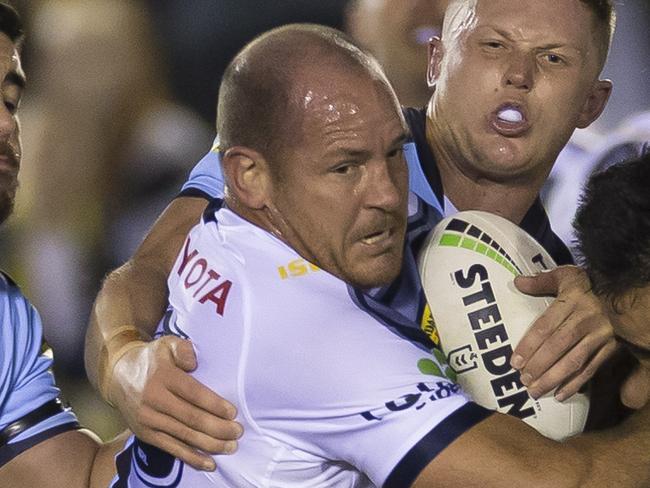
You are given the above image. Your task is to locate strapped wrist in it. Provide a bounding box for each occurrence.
[99,325,150,406]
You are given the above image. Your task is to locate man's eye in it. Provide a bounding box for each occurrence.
[333,164,354,175]
[483,41,503,49]
[543,53,564,65]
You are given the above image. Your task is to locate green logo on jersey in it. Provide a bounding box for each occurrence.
[418,347,457,382]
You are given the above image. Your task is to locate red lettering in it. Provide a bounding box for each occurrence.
[199,280,232,316]
[177,237,199,276]
[193,269,221,298]
[184,258,207,288]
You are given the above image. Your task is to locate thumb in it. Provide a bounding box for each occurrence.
[514,269,559,297]
[167,337,198,372]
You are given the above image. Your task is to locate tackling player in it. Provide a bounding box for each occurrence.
[110,25,650,487]
[574,148,650,410]
[86,0,621,470]
[0,4,125,487]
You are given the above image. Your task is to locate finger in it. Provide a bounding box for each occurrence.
[554,339,618,401]
[519,311,595,382]
[166,337,198,372]
[520,310,612,384]
[514,266,589,297]
[526,336,615,399]
[514,271,559,297]
[511,298,574,369]
[167,368,238,420]
[150,387,243,441]
[138,404,240,455]
[142,430,218,472]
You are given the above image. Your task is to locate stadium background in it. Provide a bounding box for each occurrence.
[0,0,648,440]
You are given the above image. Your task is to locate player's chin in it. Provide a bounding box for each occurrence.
[347,250,404,289]
[478,149,537,182]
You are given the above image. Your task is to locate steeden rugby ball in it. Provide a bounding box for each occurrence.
[418,210,589,441]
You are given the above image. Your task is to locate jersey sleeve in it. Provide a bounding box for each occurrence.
[178,136,225,199]
[243,287,491,487]
[0,275,79,467]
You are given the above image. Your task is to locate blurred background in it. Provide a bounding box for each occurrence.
[0,0,648,440]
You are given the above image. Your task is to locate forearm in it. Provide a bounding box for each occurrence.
[415,402,650,488]
[85,260,166,391]
[84,196,209,395]
[569,403,650,487]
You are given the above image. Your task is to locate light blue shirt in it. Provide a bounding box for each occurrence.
[0,272,78,466]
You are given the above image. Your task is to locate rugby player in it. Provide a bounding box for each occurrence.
[574,149,650,410]
[0,4,125,487]
[86,0,620,470]
[109,24,650,487]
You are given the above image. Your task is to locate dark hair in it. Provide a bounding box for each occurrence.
[580,0,616,67]
[0,3,24,47]
[574,148,650,300]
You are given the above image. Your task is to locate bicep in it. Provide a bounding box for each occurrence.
[92,196,209,334]
[133,196,210,275]
[413,413,585,488]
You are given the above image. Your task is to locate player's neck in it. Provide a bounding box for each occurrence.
[425,121,544,225]
[224,197,275,236]
[439,168,538,224]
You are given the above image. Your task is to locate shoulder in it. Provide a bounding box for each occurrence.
[0,272,40,359]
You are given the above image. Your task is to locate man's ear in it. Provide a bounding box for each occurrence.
[221,146,272,209]
[427,36,444,89]
[577,79,612,129]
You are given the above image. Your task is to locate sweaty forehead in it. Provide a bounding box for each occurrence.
[297,80,403,143]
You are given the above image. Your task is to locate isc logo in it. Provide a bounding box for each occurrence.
[278,259,320,280]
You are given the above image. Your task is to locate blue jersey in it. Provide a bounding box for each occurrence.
[0,272,79,467]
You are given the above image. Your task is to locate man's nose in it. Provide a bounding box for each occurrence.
[366,160,406,211]
[503,52,535,91]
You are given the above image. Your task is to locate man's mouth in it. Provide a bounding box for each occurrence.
[489,104,530,137]
[361,229,392,246]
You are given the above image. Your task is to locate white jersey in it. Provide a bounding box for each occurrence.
[112,204,490,488]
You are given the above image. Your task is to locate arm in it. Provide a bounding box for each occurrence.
[0,428,129,488]
[413,402,650,487]
[89,430,131,488]
[85,196,241,471]
[511,265,617,400]
[0,429,100,488]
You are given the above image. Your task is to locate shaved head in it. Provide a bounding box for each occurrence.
[216,24,396,171]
